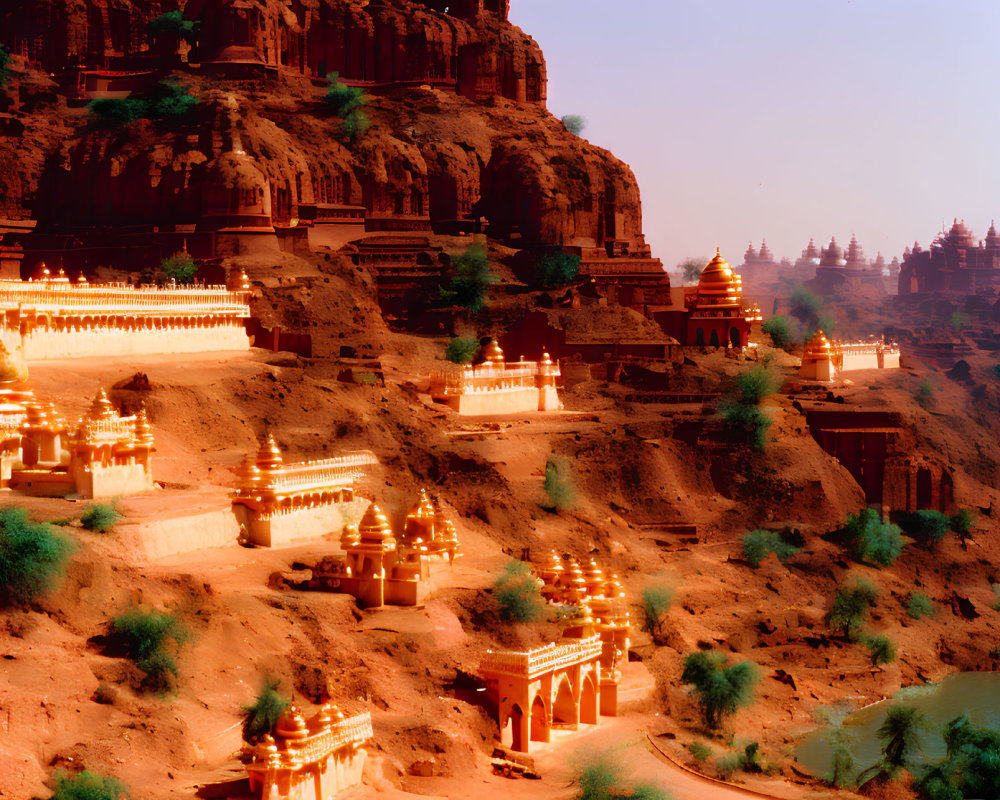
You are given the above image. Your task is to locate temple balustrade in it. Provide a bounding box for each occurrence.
[429,340,560,414]
[0,276,253,359]
[231,437,377,547]
[480,636,603,680]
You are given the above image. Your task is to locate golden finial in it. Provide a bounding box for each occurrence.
[255,433,283,471]
[133,405,154,445]
[483,338,504,364]
[86,387,116,422]
[358,502,394,543]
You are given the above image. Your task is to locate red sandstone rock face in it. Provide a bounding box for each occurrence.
[3,0,651,262]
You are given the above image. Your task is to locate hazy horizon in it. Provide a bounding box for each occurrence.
[509,0,1000,275]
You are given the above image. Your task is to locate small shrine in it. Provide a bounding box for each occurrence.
[428,339,560,415]
[242,703,373,800]
[0,267,252,360]
[231,436,377,547]
[798,329,901,382]
[0,349,156,499]
[293,493,461,608]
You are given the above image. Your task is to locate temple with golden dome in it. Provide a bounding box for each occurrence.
[533,552,629,717]
[231,436,377,547]
[798,329,901,382]
[241,702,373,800]
[293,494,461,608]
[651,249,758,348]
[428,338,560,415]
[0,361,156,498]
[0,266,252,360]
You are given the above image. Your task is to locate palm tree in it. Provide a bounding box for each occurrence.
[859,704,927,783]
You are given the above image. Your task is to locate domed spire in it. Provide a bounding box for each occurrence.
[846,234,865,266]
[758,239,773,262]
[804,329,833,358]
[255,434,283,472]
[133,405,154,445]
[482,338,504,364]
[743,241,758,263]
[696,249,741,307]
[358,502,395,545]
[86,388,116,422]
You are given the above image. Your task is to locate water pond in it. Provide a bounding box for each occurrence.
[796,672,1000,782]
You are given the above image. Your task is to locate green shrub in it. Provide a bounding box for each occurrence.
[736,366,779,405]
[80,503,121,533]
[160,250,197,284]
[841,508,904,566]
[896,509,950,547]
[715,752,740,779]
[494,561,545,623]
[951,311,970,332]
[354,370,378,385]
[686,741,712,763]
[828,578,879,641]
[906,592,935,620]
[719,401,772,451]
[533,250,580,288]
[568,748,670,800]
[950,509,974,541]
[915,380,935,405]
[445,337,479,364]
[992,584,1000,613]
[868,704,927,781]
[340,109,370,142]
[50,770,129,800]
[681,651,759,730]
[865,634,898,666]
[738,741,765,773]
[439,242,497,314]
[823,729,855,789]
[993,364,1000,380]
[242,676,290,743]
[561,115,586,136]
[543,455,576,511]
[324,72,367,116]
[641,582,674,644]
[89,97,146,126]
[146,10,197,42]
[0,45,10,88]
[916,715,1000,800]
[111,607,189,692]
[0,507,73,604]
[761,316,794,349]
[89,81,198,126]
[741,529,800,568]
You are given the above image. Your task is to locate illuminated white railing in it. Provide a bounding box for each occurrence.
[480,636,603,679]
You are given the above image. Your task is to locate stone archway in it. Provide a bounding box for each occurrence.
[529,694,547,742]
[507,703,524,752]
[695,328,705,346]
[552,676,577,726]
[730,327,741,348]
[709,329,720,348]
[579,672,598,724]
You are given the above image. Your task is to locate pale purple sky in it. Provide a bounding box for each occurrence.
[509,0,1000,273]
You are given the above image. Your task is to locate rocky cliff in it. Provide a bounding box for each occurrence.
[2,0,653,263]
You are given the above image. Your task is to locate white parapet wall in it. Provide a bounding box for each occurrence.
[233,498,370,548]
[0,278,252,360]
[1,325,251,360]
